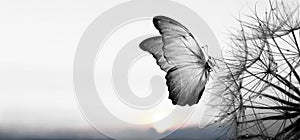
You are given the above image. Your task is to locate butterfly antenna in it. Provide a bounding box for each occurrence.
[213,57,220,69]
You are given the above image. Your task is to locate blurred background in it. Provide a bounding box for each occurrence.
[0,0,268,139]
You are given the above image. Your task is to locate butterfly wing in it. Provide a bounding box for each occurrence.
[139,36,172,72]
[153,16,206,63]
[140,16,209,106]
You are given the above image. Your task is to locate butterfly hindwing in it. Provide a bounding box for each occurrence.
[139,36,172,72]
[139,16,210,106]
[166,63,208,106]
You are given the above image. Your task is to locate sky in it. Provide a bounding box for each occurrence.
[0,0,269,139]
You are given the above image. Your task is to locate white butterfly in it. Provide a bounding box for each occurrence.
[139,16,216,106]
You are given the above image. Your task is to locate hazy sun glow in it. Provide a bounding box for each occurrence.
[150,112,175,133]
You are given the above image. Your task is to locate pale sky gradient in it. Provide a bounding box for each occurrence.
[0,0,269,138]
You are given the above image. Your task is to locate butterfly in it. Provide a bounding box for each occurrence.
[139,16,216,106]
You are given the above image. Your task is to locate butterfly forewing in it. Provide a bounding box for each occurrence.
[153,16,206,63]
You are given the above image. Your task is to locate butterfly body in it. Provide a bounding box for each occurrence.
[140,16,215,106]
